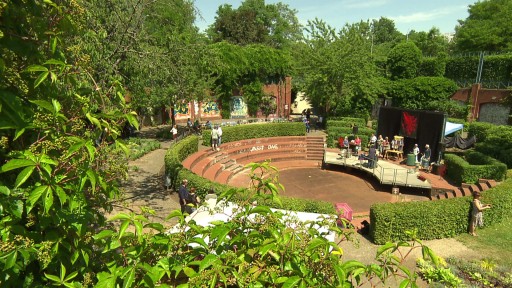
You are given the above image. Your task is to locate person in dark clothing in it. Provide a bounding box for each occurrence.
[178,179,189,213]
[185,187,201,214]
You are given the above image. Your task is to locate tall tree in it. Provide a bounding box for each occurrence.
[454,0,512,52]
[293,20,386,118]
[408,28,450,56]
[387,41,422,80]
[207,0,301,49]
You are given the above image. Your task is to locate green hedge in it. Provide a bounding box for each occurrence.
[467,121,496,142]
[164,136,199,189]
[326,118,366,129]
[370,178,512,244]
[444,152,507,186]
[202,122,305,146]
[326,126,375,148]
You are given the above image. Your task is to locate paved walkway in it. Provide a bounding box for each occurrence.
[107,132,181,225]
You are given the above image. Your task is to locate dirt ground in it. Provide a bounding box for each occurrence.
[111,128,479,286]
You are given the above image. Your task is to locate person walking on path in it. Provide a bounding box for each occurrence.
[178,179,189,213]
[211,125,219,151]
[469,191,491,236]
[170,125,178,143]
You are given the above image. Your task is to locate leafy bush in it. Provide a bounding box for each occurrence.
[326,118,367,129]
[202,122,305,146]
[164,136,199,189]
[127,138,161,160]
[370,178,512,244]
[474,124,512,168]
[326,126,375,148]
[467,121,496,142]
[444,152,507,185]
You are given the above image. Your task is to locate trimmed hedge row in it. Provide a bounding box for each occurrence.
[444,152,507,186]
[467,121,495,142]
[202,122,305,146]
[326,118,366,129]
[370,178,512,244]
[326,126,375,148]
[166,125,335,215]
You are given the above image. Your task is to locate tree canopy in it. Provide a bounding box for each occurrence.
[207,0,302,49]
[454,0,512,52]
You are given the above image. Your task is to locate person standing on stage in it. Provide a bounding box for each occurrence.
[413,144,420,162]
[421,144,431,170]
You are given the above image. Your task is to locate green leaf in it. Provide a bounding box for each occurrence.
[86,112,101,129]
[86,169,96,192]
[118,220,130,240]
[55,186,67,206]
[27,185,49,213]
[66,140,86,159]
[44,186,54,213]
[14,166,35,188]
[282,276,301,288]
[2,250,17,270]
[85,141,95,161]
[44,273,61,283]
[30,100,55,113]
[1,159,36,173]
[13,128,25,141]
[25,65,48,72]
[109,213,131,221]
[182,267,197,277]
[199,254,219,271]
[81,249,90,267]
[51,99,61,113]
[166,209,184,220]
[0,186,10,195]
[122,267,135,288]
[306,238,326,252]
[210,226,231,246]
[51,37,57,54]
[376,242,395,257]
[93,230,115,240]
[399,279,411,288]
[249,205,272,215]
[44,59,66,66]
[34,71,49,88]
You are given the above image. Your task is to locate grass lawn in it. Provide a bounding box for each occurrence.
[456,215,512,268]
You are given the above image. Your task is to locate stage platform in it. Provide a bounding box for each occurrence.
[323,151,431,190]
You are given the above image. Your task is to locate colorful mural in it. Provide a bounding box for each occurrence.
[201,101,220,118]
[231,96,247,118]
[174,102,191,120]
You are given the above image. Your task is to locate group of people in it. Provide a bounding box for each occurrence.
[178,179,219,214]
[210,124,222,151]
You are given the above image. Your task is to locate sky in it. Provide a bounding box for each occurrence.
[194,0,477,35]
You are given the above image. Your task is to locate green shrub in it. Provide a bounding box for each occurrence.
[326,118,366,129]
[370,178,512,244]
[202,122,305,146]
[164,136,199,188]
[326,126,375,148]
[467,122,496,141]
[127,138,161,160]
[444,152,507,185]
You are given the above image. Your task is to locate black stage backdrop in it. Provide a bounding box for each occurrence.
[376,107,445,163]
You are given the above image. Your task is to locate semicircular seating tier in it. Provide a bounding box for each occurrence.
[182,136,325,186]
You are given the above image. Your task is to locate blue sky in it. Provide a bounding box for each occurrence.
[194,0,476,34]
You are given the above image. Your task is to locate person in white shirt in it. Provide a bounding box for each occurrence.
[170,125,178,143]
[413,144,420,162]
[217,125,223,147]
